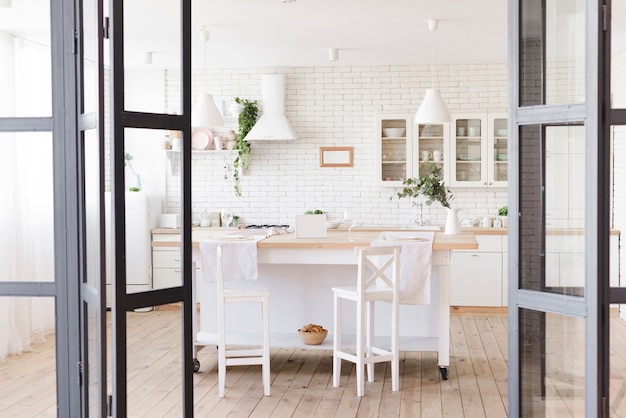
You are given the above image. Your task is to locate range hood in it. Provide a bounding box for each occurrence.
[244,74,298,141]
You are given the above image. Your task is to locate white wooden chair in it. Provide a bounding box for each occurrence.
[216,244,271,397]
[332,245,401,397]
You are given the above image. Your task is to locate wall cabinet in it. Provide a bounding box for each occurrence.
[377,114,413,187]
[450,113,508,188]
[376,113,451,187]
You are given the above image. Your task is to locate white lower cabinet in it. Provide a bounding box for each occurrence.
[152,245,202,290]
[451,232,620,307]
[450,235,504,307]
[152,247,183,289]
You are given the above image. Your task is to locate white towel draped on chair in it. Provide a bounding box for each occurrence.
[200,235,266,282]
[370,231,434,305]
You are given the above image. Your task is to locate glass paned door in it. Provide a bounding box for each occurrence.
[511,0,605,416]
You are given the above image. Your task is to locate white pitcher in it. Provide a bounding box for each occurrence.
[444,207,465,235]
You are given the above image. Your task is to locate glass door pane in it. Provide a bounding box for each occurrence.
[0,0,52,118]
[611,0,626,108]
[380,118,409,183]
[520,0,586,106]
[454,117,483,184]
[492,118,508,183]
[417,123,445,177]
[519,308,585,416]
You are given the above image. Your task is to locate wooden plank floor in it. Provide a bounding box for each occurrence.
[2,310,626,417]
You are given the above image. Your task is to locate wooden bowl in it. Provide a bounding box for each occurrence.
[298,329,328,345]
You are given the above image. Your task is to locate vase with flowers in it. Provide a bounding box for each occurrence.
[393,162,460,234]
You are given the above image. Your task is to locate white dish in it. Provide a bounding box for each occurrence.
[326,220,341,229]
[382,127,406,137]
[192,128,214,150]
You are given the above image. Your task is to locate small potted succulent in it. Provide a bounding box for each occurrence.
[497,205,508,228]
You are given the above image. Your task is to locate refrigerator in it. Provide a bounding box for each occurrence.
[105,191,162,308]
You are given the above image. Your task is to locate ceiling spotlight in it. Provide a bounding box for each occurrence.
[329,48,339,62]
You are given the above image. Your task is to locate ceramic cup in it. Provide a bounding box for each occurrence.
[420,150,432,161]
[433,150,443,162]
[213,136,224,151]
[457,127,466,136]
[468,127,480,137]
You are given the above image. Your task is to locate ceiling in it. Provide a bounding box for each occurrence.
[1,0,509,68]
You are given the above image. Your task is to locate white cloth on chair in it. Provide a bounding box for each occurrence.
[200,235,266,282]
[370,231,434,305]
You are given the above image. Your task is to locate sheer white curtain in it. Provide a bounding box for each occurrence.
[0,35,55,361]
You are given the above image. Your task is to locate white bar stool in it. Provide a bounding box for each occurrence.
[216,245,271,397]
[332,245,401,397]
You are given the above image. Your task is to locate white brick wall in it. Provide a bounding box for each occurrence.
[163,63,508,227]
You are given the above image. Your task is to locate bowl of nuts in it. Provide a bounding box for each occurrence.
[298,323,328,345]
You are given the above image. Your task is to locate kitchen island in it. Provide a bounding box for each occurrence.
[152,228,478,379]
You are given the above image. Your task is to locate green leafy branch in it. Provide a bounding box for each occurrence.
[233,97,258,196]
[392,162,454,209]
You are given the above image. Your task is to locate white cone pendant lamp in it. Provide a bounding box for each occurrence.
[415,19,451,124]
[192,27,223,129]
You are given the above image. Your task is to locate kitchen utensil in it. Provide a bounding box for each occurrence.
[480,216,492,228]
[433,150,443,161]
[468,127,480,137]
[213,135,224,151]
[420,150,432,161]
[456,127,466,136]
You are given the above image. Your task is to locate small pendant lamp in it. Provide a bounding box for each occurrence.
[191,27,224,129]
[415,19,451,124]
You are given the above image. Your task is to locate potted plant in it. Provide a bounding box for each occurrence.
[232,97,258,196]
[393,163,461,233]
[497,205,508,228]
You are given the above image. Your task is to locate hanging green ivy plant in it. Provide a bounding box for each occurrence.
[233,97,258,196]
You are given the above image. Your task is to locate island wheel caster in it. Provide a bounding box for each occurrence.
[439,367,449,380]
[192,358,200,373]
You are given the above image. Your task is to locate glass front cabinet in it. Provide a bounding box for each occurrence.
[376,113,451,187]
[377,114,413,187]
[451,113,508,188]
[416,123,449,179]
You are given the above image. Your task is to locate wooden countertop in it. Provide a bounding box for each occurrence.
[152,229,478,251]
[257,230,478,250]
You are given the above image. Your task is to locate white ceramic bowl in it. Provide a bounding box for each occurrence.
[326,220,341,229]
[383,127,406,137]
